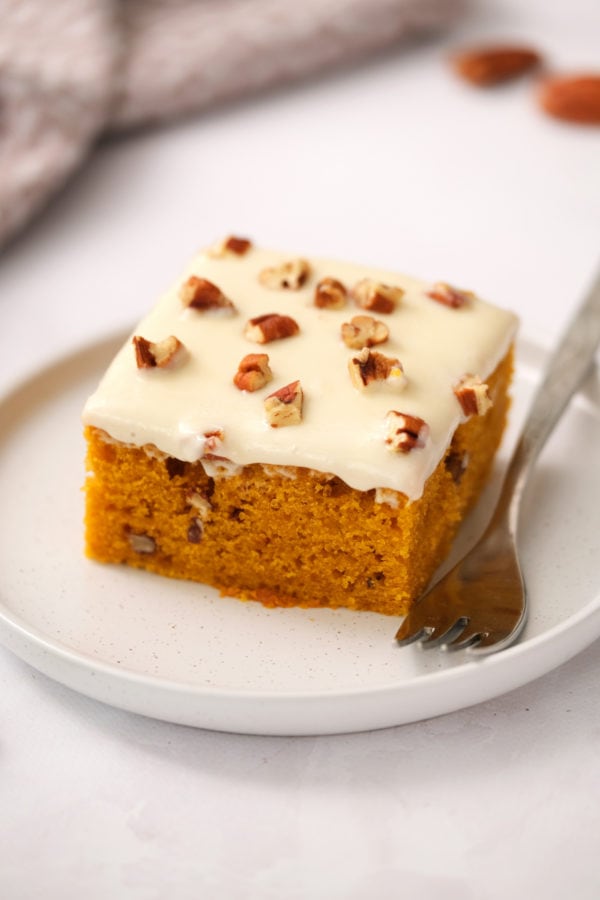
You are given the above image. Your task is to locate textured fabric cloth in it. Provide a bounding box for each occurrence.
[0,0,464,248]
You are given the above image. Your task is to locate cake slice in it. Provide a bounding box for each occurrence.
[82,238,517,616]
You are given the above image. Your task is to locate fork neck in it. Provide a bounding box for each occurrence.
[492,268,600,538]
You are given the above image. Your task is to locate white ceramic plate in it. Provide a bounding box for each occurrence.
[0,335,598,735]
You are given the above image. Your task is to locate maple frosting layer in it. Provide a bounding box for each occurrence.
[82,243,518,500]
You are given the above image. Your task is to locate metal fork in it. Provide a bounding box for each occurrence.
[395,267,600,654]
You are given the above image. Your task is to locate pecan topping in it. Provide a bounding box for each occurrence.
[180,276,236,312]
[244,313,299,344]
[348,348,407,391]
[351,279,404,314]
[385,411,429,453]
[259,258,311,290]
[203,429,224,454]
[233,353,273,392]
[127,532,156,554]
[454,374,493,416]
[132,335,186,369]
[341,315,389,349]
[426,282,472,309]
[264,380,303,427]
[314,277,347,309]
[207,235,253,257]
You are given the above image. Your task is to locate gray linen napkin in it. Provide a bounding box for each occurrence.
[0,0,464,248]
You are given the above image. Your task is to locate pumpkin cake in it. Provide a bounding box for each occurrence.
[82,238,518,616]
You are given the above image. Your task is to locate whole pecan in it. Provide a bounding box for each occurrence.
[451,44,541,86]
[538,74,600,125]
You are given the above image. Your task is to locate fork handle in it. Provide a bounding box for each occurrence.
[495,266,600,533]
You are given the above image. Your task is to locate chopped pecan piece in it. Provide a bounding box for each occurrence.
[445,450,470,485]
[207,235,253,257]
[348,348,407,391]
[180,276,236,312]
[185,488,213,519]
[127,532,156,554]
[233,353,273,391]
[244,313,299,344]
[132,335,186,369]
[187,519,204,543]
[203,429,224,454]
[426,282,472,309]
[385,411,429,453]
[351,279,404,314]
[259,258,311,290]
[454,374,493,416]
[314,277,347,309]
[264,380,303,427]
[341,315,389,349]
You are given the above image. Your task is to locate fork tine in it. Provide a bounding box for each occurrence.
[395,622,432,647]
[395,586,462,645]
[395,610,469,648]
[444,628,487,652]
[467,625,524,654]
[418,616,470,649]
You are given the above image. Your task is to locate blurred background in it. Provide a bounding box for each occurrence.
[1,4,600,897]
[1,0,599,385]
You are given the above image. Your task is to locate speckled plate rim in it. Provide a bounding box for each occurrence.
[0,333,598,735]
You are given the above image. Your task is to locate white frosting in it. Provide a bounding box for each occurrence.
[82,245,518,500]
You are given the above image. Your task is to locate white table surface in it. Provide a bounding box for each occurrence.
[1,1,599,897]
